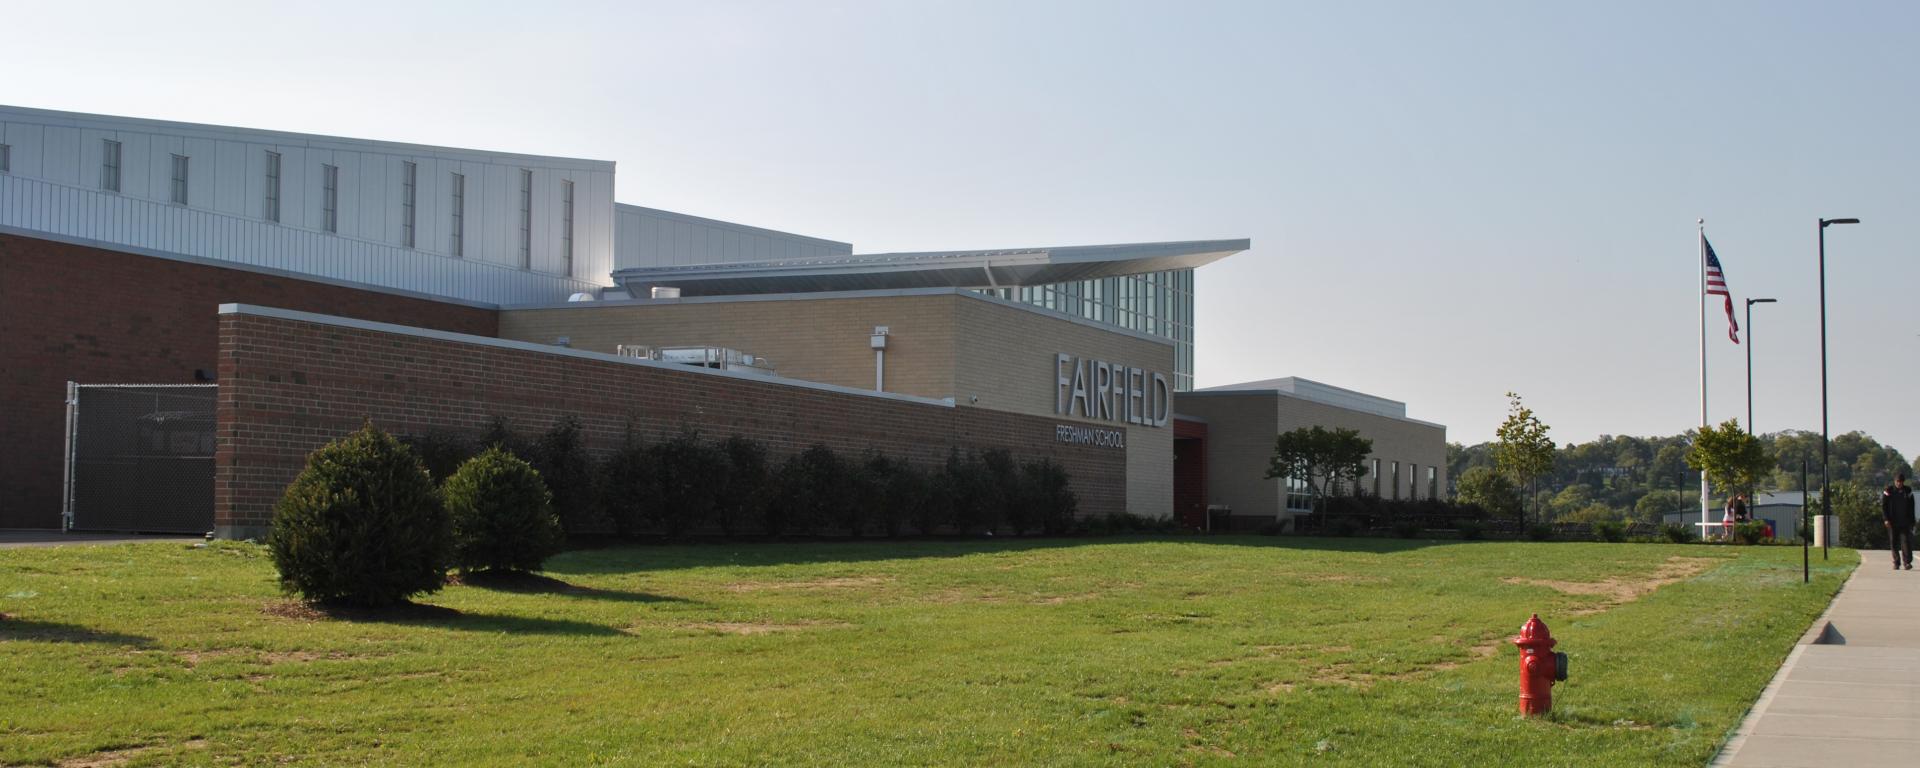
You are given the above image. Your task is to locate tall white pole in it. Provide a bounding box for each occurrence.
[1699,220,1712,523]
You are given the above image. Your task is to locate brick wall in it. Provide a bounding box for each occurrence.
[0,232,498,529]
[214,307,1128,538]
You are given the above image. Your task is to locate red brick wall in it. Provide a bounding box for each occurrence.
[0,233,499,529]
[214,309,1128,536]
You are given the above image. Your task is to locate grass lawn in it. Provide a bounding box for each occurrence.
[0,537,1855,766]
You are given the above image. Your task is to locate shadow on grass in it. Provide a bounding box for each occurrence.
[541,534,1479,575]
[264,601,625,637]
[456,571,698,605]
[0,617,156,647]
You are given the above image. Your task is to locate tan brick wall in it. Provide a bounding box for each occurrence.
[950,298,1176,518]
[499,292,1181,518]
[498,294,960,401]
[1177,391,1448,526]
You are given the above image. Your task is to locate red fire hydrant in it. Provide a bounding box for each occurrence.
[1513,613,1568,716]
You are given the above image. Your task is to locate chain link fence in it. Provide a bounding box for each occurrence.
[64,383,216,533]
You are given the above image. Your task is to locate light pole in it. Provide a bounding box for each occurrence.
[1819,217,1860,561]
[1745,297,1776,434]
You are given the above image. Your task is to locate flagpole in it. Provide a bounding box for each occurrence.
[1699,219,1711,527]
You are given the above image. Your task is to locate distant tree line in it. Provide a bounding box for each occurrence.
[1447,428,1913,526]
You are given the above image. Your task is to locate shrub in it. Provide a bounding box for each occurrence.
[978,449,1020,533]
[1732,520,1772,545]
[914,464,955,536]
[268,423,450,607]
[1326,517,1362,538]
[528,417,601,535]
[1392,520,1422,539]
[843,450,889,537]
[599,430,655,537]
[880,459,930,537]
[946,450,994,534]
[1662,523,1696,544]
[1024,458,1079,535]
[712,436,768,536]
[402,431,478,485]
[769,444,847,536]
[445,446,563,573]
[1256,522,1284,536]
[1593,520,1627,543]
[649,429,725,538]
[1453,519,1484,541]
[1524,523,1555,542]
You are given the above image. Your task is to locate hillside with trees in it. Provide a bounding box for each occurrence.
[1447,430,1914,525]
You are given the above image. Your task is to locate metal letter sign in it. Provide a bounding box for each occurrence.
[1055,353,1169,428]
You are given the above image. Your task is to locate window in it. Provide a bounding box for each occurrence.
[321,164,339,233]
[0,143,9,173]
[561,179,574,277]
[169,154,188,204]
[1285,474,1312,512]
[449,172,465,257]
[1390,461,1400,501]
[264,151,281,222]
[400,161,417,248]
[1408,463,1418,500]
[1427,466,1438,500]
[518,169,532,268]
[1371,459,1381,497]
[101,140,121,192]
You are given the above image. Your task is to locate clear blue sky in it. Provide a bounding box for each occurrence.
[7,1,1915,453]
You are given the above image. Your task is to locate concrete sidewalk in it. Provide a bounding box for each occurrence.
[0,530,199,549]
[1714,551,1919,767]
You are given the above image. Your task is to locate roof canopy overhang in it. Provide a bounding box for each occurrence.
[611,239,1250,296]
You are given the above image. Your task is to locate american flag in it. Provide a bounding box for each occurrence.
[1704,236,1739,344]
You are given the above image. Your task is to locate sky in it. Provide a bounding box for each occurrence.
[5,1,1915,453]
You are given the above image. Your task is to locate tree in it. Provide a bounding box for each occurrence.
[1267,426,1373,516]
[1493,392,1554,528]
[1455,466,1520,522]
[1687,419,1772,502]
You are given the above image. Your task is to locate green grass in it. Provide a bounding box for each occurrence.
[0,538,1855,766]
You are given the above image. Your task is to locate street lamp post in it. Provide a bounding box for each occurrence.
[1819,217,1860,562]
[1746,297,1776,434]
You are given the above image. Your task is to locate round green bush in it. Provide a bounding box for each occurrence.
[447,446,564,573]
[269,423,450,607]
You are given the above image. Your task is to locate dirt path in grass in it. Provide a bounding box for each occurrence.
[1500,556,1720,615]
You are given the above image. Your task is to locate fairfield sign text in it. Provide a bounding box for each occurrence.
[1054,353,1170,428]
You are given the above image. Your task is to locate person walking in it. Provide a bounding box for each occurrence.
[1882,474,1915,570]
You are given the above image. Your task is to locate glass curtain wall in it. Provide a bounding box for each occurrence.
[974,268,1196,390]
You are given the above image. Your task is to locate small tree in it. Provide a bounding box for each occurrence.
[1494,392,1554,529]
[1455,466,1521,523]
[1265,426,1373,518]
[1687,418,1772,503]
[269,423,450,607]
[445,446,564,573]
[1832,480,1887,549]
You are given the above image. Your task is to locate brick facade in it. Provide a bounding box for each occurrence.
[0,232,498,529]
[214,307,1128,539]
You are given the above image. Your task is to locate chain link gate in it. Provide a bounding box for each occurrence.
[63,383,217,533]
